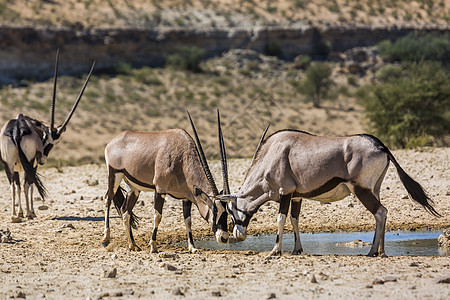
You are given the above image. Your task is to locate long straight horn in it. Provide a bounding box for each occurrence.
[58,61,96,134]
[250,124,270,168]
[217,109,230,195]
[50,49,59,131]
[187,111,219,196]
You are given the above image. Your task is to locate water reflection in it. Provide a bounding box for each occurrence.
[191,230,447,256]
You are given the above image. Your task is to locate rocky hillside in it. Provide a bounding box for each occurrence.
[0,1,448,83]
[1,0,448,29]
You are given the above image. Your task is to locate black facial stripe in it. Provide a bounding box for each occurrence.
[216,211,228,231]
[233,209,252,227]
[44,144,54,156]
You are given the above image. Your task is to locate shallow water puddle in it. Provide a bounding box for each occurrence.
[192,230,447,256]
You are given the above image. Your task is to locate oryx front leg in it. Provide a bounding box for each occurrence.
[149,192,165,253]
[268,194,292,257]
[354,186,387,257]
[183,200,198,253]
[290,199,303,255]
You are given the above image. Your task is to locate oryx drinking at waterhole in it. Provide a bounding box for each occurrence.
[103,110,230,252]
[221,130,440,257]
[0,50,95,222]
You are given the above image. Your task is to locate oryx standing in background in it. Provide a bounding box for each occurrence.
[222,130,440,257]
[103,110,230,253]
[0,50,95,222]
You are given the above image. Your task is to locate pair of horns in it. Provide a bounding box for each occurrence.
[50,49,96,135]
[187,109,229,196]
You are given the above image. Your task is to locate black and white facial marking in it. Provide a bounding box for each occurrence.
[214,200,229,243]
[226,199,252,242]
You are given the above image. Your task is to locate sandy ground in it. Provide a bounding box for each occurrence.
[0,148,449,299]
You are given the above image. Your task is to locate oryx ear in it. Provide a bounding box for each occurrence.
[193,185,213,208]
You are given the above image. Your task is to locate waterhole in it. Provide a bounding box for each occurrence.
[190,230,447,256]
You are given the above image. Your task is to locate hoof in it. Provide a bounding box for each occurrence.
[189,247,199,254]
[149,240,158,253]
[129,244,142,251]
[18,212,24,218]
[27,215,34,220]
[291,249,303,255]
[380,253,388,258]
[11,216,22,223]
[267,250,282,257]
[101,241,110,248]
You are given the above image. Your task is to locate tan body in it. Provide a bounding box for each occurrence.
[103,127,229,253]
[226,130,439,257]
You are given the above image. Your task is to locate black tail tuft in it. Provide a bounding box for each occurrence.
[13,116,47,201]
[112,186,140,229]
[359,134,441,217]
[393,162,441,217]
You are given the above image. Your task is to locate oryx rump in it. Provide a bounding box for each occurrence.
[0,50,95,222]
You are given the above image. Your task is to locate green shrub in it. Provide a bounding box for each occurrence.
[165,46,206,72]
[375,64,402,82]
[362,62,449,148]
[265,41,282,57]
[377,33,450,64]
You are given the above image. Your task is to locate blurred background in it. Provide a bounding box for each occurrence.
[0,0,448,168]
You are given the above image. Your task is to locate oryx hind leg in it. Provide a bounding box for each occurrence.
[268,193,292,257]
[14,172,24,218]
[122,189,141,251]
[149,192,165,253]
[353,186,387,257]
[102,170,124,247]
[7,169,21,222]
[24,171,35,219]
[290,199,303,255]
[183,200,198,253]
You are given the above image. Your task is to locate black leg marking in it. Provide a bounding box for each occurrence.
[290,199,303,255]
[151,192,165,241]
[290,199,301,219]
[353,186,387,257]
[279,194,291,215]
[183,200,192,220]
[183,200,197,252]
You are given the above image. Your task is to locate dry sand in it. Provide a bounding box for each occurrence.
[0,148,449,299]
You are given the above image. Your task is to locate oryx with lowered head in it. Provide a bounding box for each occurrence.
[221,130,440,257]
[102,110,230,253]
[0,50,95,222]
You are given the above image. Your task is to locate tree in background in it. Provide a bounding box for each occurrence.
[362,62,449,148]
[300,62,333,108]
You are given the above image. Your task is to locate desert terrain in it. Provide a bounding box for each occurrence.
[0,0,449,299]
[0,147,449,299]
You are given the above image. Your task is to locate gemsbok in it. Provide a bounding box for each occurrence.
[221,130,440,257]
[0,50,95,222]
[102,110,230,253]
